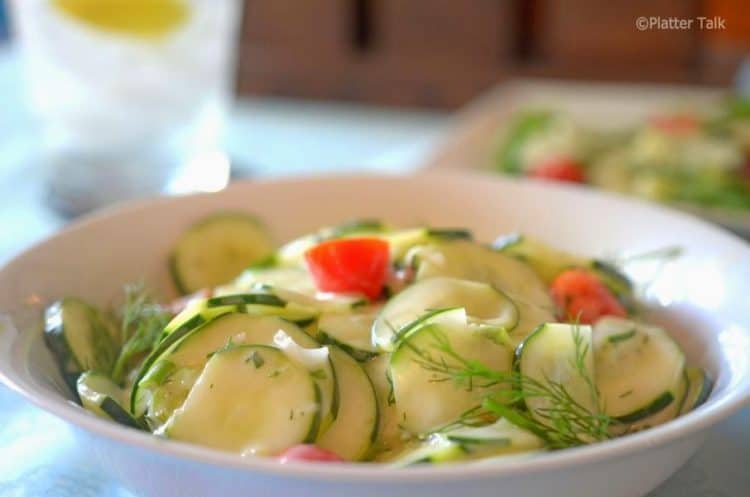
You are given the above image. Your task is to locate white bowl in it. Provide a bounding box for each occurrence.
[1,172,749,497]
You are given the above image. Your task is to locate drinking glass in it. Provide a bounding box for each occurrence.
[11,0,242,216]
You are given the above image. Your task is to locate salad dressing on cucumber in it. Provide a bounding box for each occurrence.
[43,214,710,465]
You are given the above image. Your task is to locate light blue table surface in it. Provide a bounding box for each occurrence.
[0,43,748,497]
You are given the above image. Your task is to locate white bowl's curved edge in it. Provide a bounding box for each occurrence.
[0,170,749,483]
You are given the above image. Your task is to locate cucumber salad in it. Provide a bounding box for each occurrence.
[496,96,750,210]
[43,214,711,465]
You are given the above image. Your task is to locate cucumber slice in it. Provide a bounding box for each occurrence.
[221,267,317,295]
[625,372,688,432]
[590,260,633,303]
[133,314,336,430]
[372,277,519,351]
[269,286,367,313]
[390,434,466,466]
[218,279,365,310]
[216,288,364,327]
[316,346,379,461]
[679,367,712,416]
[170,213,274,294]
[389,313,514,434]
[494,234,585,283]
[44,298,119,395]
[77,371,143,429]
[206,293,286,307]
[441,418,544,456]
[496,110,554,174]
[206,292,319,326]
[517,323,597,426]
[495,235,633,307]
[383,227,472,263]
[363,355,406,459]
[163,345,320,454]
[405,240,554,311]
[161,298,235,340]
[389,418,543,465]
[317,307,381,361]
[130,302,234,415]
[593,317,685,423]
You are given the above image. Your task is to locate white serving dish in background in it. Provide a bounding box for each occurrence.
[0,172,749,497]
[422,79,750,237]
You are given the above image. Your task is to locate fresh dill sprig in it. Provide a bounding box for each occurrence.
[613,246,683,265]
[110,283,171,385]
[610,245,683,298]
[405,323,614,449]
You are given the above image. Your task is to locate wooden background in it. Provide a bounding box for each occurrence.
[235,0,750,108]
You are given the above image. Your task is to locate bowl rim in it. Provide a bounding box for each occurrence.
[1,170,749,481]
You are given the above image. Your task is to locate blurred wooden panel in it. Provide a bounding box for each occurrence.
[378,0,516,63]
[236,47,506,108]
[235,0,741,108]
[237,0,516,108]
[241,0,350,51]
[535,0,700,75]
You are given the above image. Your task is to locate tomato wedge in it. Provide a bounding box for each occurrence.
[649,113,699,135]
[550,269,626,324]
[278,444,344,463]
[304,237,390,300]
[528,157,586,183]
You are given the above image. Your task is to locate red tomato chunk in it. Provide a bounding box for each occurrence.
[304,237,390,301]
[550,269,626,324]
[278,444,344,463]
[528,157,586,183]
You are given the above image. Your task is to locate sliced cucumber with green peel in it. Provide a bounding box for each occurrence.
[517,323,598,426]
[77,371,143,429]
[405,240,554,311]
[44,298,119,395]
[389,434,466,466]
[206,293,285,307]
[220,267,317,296]
[269,286,367,313]
[170,213,274,294]
[679,367,712,416]
[372,277,519,351]
[590,260,633,305]
[219,282,365,312]
[593,317,685,424]
[131,302,233,415]
[494,234,585,283]
[441,418,544,456]
[494,234,634,306]
[625,373,688,432]
[389,314,514,434]
[363,354,405,458]
[317,307,380,361]
[206,292,318,325]
[214,288,361,327]
[161,299,235,340]
[383,227,472,263]
[163,345,321,454]
[316,346,379,461]
[133,314,336,430]
[388,419,542,465]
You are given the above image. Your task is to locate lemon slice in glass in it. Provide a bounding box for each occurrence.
[52,0,189,39]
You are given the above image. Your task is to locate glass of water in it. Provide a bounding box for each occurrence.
[11,0,241,216]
